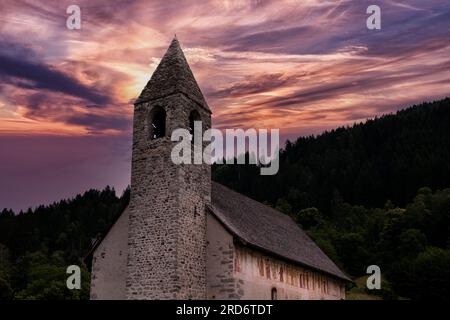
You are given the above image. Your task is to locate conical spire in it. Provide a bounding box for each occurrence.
[135,38,210,112]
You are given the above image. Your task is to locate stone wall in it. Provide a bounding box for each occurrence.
[126,93,211,299]
[90,207,129,300]
[206,213,345,300]
[234,245,346,300]
[206,213,241,299]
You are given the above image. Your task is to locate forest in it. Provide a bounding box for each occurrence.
[0,98,449,300]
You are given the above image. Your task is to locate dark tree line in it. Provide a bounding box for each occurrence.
[0,187,129,299]
[213,98,450,212]
[292,187,450,300]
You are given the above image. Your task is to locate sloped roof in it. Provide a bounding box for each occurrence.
[88,37,349,282]
[135,37,210,112]
[86,182,351,282]
[210,182,351,282]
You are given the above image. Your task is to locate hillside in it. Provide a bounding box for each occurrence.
[212,98,450,300]
[213,98,450,212]
[0,187,129,299]
[0,98,449,300]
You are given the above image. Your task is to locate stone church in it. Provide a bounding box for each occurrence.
[87,38,351,300]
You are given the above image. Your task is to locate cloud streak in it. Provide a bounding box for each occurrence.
[1,0,450,210]
[1,0,449,135]
[0,50,110,105]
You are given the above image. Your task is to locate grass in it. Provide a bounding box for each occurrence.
[346,276,383,300]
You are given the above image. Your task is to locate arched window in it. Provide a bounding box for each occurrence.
[188,110,201,143]
[271,287,277,300]
[149,107,166,139]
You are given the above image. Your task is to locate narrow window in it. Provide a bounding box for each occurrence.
[188,110,201,144]
[150,107,165,139]
[271,287,277,300]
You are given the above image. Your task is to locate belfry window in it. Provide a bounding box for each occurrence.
[189,110,201,143]
[150,107,166,139]
[271,287,277,300]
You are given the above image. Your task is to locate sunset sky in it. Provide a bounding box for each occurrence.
[1,0,450,211]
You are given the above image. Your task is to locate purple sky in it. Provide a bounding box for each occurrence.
[1,0,450,211]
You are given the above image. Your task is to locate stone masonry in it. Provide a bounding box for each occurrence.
[126,38,212,299]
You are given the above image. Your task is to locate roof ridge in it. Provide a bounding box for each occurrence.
[212,181,292,220]
[211,181,352,282]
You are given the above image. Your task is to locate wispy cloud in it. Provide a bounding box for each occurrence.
[1,0,450,210]
[0,50,110,105]
[1,0,449,135]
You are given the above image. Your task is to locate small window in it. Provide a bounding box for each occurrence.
[150,107,165,139]
[188,110,201,143]
[271,287,277,300]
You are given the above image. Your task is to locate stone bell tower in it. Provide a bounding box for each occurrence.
[126,38,212,299]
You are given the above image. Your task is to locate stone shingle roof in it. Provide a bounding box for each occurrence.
[86,182,351,282]
[135,37,210,112]
[210,182,352,282]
